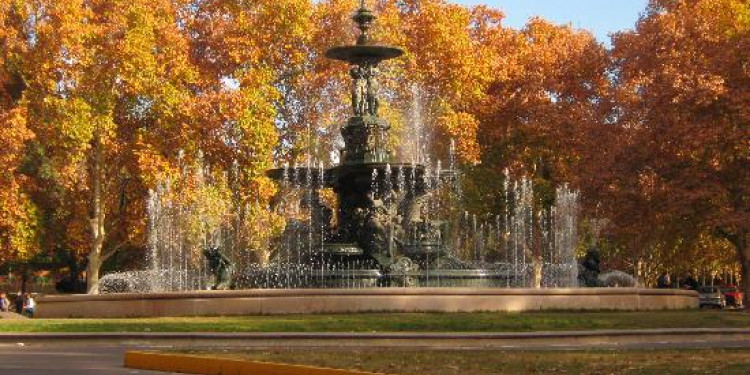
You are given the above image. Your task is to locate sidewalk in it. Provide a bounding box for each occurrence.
[0,312,26,320]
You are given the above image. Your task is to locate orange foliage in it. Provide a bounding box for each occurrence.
[0,0,745,294]
[0,107,36,261]
[606,0,749,289]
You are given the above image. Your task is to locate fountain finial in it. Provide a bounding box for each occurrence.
[352,0,375,45]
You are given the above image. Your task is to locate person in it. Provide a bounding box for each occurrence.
[656,273,671,288]
[14,291,23,314]
[0,292,9,312]
[681,274,699,290]
[22,293,35,318]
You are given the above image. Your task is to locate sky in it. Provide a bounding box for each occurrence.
[454,0,649,44]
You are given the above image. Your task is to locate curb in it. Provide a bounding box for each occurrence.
[124,351,387,375]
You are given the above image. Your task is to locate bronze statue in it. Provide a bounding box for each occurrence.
[577,247,602,287]
[365,64,380,116]
[203,246,235,290]
[350,66,367,116]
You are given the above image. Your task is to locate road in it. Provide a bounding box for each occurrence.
[1,331,749,374]
[0,343,171,375]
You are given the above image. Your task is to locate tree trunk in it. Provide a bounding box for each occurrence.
[86,223,105,293]
[741,241,749,307]
[717,228,747,307]
[726,231,749,307]
[86,250,101,294]
[20,271,28,294]
[86,134,106,294]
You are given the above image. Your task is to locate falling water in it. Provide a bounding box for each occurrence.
[400,84,432,164]
[100,142,581,293]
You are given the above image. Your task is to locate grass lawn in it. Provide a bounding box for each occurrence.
[170,348,750,375]
[1,310,748,332]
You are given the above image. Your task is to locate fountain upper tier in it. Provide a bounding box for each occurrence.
[325,5,404,65]
[325,45,403,65]
[264,3,456,272]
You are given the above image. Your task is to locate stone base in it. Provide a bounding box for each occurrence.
[36,288,698,318]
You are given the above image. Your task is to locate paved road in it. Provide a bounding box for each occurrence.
[0,343,171,375]
[1,331,749,374]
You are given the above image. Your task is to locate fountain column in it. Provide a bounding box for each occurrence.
[324,4,406,269]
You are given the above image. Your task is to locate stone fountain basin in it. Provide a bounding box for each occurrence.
[240,267,512,289]
[399,243,444,256]
[36,288,699,318]
[266,162,455,190]
[320,243,364,256]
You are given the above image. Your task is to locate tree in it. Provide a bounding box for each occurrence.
[1,0,312,292]
[610,0,749,299]
[382,0,504,164]
[0,0,39,263]
[0,104,37,263]
[179,0,312,264]
[467,16,612,214]
[4,0,199,292]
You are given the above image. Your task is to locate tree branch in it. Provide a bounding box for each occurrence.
[99,242,130,264]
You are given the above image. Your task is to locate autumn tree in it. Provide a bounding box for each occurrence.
[609,0,749,297]
[0,0,39,263]
[0,83,37,264]
[0,0,314,291]
[177,0,312,264]
[3,0,200,292]
[462,16,612,215]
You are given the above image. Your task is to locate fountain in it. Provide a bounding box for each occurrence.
[39,3,698,317]
[241,3,583,289]
[99,2,580,293]
[258,4,494,287]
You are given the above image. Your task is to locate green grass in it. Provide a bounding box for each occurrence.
[172,348,750,375]
[1,310,748,333]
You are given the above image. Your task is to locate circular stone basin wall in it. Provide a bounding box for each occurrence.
[36,288,698,318]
